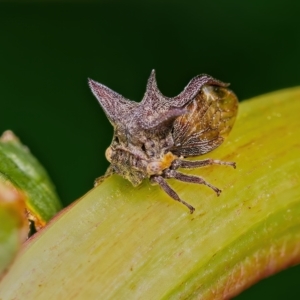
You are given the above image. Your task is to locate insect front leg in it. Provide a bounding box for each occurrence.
[94,166,114,187]
[150,175,195,214]
[171,158,236,170]
[163,169,222,196]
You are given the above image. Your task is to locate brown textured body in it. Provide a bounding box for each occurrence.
[89,71,238,213]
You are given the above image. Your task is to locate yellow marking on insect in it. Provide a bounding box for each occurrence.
[147,152,178,175]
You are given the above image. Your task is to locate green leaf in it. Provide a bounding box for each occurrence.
[0,131,62,228]
[0,87,299,299]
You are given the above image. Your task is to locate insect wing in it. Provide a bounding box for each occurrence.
[171,85,238,157]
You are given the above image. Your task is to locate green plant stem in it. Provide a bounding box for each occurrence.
[0,87,300,299]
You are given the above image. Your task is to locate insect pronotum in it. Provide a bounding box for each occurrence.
[89,70,238,213]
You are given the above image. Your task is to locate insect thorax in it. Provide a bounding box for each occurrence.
[105,126,177,186]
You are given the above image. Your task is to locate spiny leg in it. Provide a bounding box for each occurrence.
[171,158,236,170]
[150,175,195,214]
[164,169,221,196]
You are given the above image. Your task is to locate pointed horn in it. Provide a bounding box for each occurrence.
[141,69,162,106]
[172,74,229,107]
[138,70,181,129]
[88,78,136,124]
[146,69,158,93]
[138,70,187,129]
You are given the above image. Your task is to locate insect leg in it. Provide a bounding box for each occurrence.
[94,166,114,186]
[164,169,221,196]
[150,175,195,214]
[171,158,236,170]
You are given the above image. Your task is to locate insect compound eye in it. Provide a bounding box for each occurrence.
[105,146,113,162]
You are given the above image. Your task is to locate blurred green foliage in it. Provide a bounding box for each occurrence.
[0,1,299,298]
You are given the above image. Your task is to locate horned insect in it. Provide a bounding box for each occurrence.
[89,70,238,213]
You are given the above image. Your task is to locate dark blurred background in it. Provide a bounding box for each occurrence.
[1,0,299,298]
